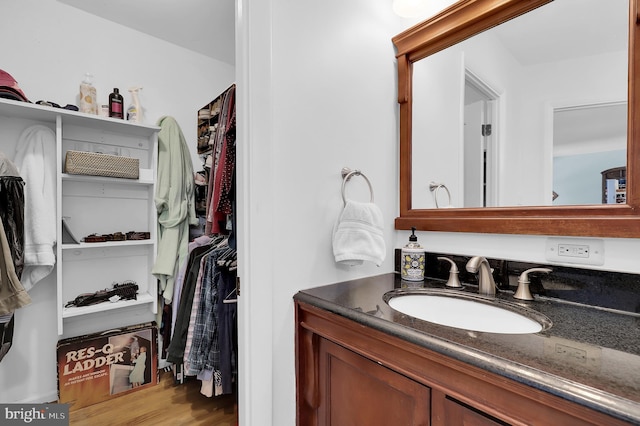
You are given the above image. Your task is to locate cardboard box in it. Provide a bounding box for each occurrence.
[56,322,158,409]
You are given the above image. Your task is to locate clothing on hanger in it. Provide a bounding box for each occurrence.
[167,233,237,396]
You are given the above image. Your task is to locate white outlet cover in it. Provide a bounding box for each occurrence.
[545,237,605,266]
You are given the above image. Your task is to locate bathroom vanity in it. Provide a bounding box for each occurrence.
[294,273,640,425]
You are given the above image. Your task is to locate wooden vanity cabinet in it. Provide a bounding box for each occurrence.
[295,300,629,426]
[316,337,431,425]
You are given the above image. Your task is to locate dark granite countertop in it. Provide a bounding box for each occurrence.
[294,273,640,425]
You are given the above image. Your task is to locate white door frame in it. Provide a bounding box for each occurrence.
[465,69,500,207]
[236,0,275,424]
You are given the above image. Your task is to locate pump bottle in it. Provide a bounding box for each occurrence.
[79,73,97,115]
[401,227,426,281]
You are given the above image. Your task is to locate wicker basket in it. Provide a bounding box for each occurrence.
[64,150,139,179]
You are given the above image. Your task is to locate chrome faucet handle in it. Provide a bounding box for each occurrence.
[437,257,463,288]
[514,268,552,301]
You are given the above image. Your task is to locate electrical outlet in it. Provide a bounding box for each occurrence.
[558,244,590,258]
[545,237,604,265]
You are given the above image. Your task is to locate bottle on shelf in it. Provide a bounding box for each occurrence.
[126,87,142,123]
[109,88,124,119]
[79,73,97,115]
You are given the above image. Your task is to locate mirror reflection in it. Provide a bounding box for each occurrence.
[411,0,628,209]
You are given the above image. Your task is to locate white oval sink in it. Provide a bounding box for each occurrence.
[386,291,551,334]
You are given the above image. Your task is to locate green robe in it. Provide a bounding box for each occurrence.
[152,116,197,303]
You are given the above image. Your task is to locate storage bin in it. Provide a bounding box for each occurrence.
[64,150,139,179]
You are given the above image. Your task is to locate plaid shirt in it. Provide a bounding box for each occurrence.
[187,249,222,374]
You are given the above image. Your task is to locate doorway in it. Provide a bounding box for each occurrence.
[464,70,499,207]
[551,101,627,205]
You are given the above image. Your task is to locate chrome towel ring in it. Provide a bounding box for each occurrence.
[429,182,451,208]
[341,167,374,206]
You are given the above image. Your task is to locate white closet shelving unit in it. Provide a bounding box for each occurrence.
[0,98,159,335]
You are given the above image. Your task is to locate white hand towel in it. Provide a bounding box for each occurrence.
[332,200,385,266]
[13,125,57,291]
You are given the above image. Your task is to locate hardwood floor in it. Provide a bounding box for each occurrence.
[69,370,237,425]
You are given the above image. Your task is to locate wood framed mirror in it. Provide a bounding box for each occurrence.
[393,0,640,237]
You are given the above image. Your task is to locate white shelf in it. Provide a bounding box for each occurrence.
[61,171,154,186]
[61,240,155,250]
[1,97,159,336]
[62,293,155,319]
[0,97,159,136]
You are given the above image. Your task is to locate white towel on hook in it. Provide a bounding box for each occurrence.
[13,125,57,291]
[332,200,385,266]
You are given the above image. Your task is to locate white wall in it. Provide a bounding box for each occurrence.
[0,0,233,404]
[1,0,234,170]
[269,1,402,420]
[412,48,464,208]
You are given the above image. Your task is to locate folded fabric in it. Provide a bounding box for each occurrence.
[332,200,385,266]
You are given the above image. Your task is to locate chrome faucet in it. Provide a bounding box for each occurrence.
[466,256,496,297]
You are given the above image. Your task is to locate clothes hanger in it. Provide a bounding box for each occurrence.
[223,287,237,304]
[208,234,226,247]
[217,246,236,263]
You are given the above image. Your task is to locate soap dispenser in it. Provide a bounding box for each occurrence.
[401,227,426,281]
